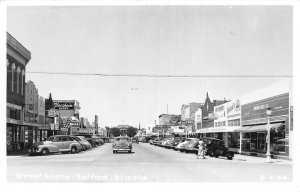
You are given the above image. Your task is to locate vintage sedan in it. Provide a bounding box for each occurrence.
[175,138,198,151]
[70,136,92,150]
[112,136,132,153]
[203,137,235,160]
[182,138,200,153]
[28,135,83,155]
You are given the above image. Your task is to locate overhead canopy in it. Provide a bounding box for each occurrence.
[235,123,284,132]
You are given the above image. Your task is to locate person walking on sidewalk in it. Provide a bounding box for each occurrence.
[197,139,206,159]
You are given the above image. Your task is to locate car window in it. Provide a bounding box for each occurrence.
[46,137,55,142]
[73,137,80,141]
[55,137,62,142]
[115,138,129,141]
[62,137,69,142]
[69,137,74,141]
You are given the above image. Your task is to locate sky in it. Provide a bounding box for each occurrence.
[6,5,292,128]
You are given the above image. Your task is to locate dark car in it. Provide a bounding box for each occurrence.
[202,137,235,160]
[91,135,103,146]
[74,134,97,147]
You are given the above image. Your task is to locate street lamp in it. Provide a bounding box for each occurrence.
[265,107,272,163]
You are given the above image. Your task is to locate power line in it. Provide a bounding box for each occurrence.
[26,71,292,78]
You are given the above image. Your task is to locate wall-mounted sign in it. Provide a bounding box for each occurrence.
[227,100,241,119]
[53,102,74,110]
[241,93,289,125]
[48,109,57,117]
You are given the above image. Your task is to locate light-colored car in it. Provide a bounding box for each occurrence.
[160,138,173,146]
[112,136,132,153]
[175,138,198,151]
[28,135,83,155]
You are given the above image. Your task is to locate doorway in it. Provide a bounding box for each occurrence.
[257,132,266,152]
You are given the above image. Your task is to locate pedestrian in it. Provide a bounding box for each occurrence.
[197,139,206,159]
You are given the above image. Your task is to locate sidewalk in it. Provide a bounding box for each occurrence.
[7,149,29,157]
[233,154,292,165]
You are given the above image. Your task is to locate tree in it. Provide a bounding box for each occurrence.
[127,127,138,138]
[110,127,121,137]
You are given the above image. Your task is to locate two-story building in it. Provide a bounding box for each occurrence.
[6,32,31,152]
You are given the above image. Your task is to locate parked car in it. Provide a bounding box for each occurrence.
[112,136,132,153]
[271,138,289,152]
[175,138,198,151]
[160,138,173,147]
[74,134,97,147]
[171,137,186,149]
[152,137,164,146]
[149,139,154,145]
[70,136,92,150]
[182,138,200,153]
[203,137,235,160]
[159,138,171,147]
[28,135,83,155]
[92,135,103,146]
[163,138,174,148]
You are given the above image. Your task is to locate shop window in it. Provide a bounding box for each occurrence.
[242,133,251,151]
[228,132,239,148]
[228,119,240,126]
[270,125,286,153]
[11,63,15,92]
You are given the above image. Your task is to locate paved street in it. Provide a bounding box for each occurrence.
[7,143,292,182]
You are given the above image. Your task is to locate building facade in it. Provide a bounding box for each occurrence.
[237,93,291,159]
[6,32,31,151]
[198,100,241,150]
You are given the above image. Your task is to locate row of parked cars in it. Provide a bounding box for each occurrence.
[150,137,235,160]
[28,134,105,156]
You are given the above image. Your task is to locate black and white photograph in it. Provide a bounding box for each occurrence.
[1,0,299,191]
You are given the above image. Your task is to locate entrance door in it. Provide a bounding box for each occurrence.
[257,132,266,152]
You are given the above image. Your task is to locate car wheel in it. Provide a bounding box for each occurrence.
[128,150,131,153]
[226,153,233,160]
[41,148,49,156]
[113,150,115,154]
[210,150,215,157]
[71,146,77,154]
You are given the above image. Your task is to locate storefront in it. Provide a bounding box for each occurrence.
[237,93,290,159]
[197,100,242,152]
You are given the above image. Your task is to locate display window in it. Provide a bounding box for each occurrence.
[7,126,13,151]
[228,132,240,148]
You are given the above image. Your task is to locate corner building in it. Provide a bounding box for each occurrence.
[6,32,31,151]
[237,93,291,159]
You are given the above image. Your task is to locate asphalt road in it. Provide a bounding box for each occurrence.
[7,143,293,182]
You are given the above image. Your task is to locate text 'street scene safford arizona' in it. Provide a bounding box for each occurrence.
[6,5,293,183]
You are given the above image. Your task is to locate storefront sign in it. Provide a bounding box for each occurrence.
[48,109,57,117]
[241,93,289,125]
[53,101,74,110]
[227,100,241,119]
[198,126,239,133]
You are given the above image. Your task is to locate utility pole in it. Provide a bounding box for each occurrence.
[167,104,168,114]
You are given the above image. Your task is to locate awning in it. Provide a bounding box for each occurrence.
[236,123,284,132]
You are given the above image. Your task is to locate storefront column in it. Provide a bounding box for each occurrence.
[239,132,242,154]
[224,132,229,148]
